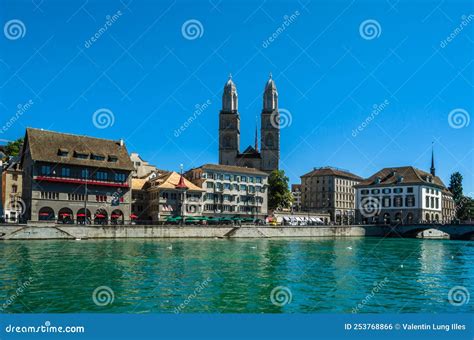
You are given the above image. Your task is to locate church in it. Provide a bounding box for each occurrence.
[218,74,280,173]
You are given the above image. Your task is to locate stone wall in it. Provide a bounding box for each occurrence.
[0,224,388,240]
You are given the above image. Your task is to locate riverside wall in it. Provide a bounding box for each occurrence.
[0,223,388,240]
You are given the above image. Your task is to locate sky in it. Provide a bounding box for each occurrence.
[1,0,473,192]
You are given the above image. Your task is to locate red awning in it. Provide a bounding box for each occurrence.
[111,214,121,218]
[77,213,86,217]
[60,213,70,217]
[95,214,106,218]
[130,214,138,219]
[39,213,51,216]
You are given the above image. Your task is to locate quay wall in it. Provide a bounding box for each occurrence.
[0,224,388,240]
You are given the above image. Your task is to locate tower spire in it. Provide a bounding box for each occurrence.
[430,142,436,176]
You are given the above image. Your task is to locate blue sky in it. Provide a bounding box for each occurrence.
[1,0,473,192]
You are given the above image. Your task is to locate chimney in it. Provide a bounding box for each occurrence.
[119,138,124,147]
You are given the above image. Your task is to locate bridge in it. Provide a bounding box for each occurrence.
[386,223,474,240]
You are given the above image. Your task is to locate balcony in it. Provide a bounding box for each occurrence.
[34,175,129,188]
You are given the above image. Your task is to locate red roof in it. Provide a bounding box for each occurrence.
[175,174,188,190]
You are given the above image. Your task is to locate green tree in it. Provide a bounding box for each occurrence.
[268,170,294,211]
[4,138,24,158]
[448,172,463,206]
[458,196,474,221]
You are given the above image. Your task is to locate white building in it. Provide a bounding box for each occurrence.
[355,164,454,224]
[185,164,268,219]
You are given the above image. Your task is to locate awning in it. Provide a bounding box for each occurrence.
[95,214,106,218]
[60,213,70,217]
[310,217,317,222]
[283,216,290,221]
[77,213,87,217]
[111,214,121,218]
[130,214,138,219]
[39,212,51,216]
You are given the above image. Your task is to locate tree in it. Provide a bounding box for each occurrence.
[4,138,24,158]
[268,170,294,211]
[448,172,463,206]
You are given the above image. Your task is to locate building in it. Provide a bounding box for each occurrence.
[218,74,280,172]
[354,153,451,224]
[146,171,205,221]
[291,184,302,212]
[20,128,134,224]
[300,167,362,224]
[1,158,23,223]
[131,177,150,221]
[441,189,456,223]
[130,152,158,178]
[185,164,268,219]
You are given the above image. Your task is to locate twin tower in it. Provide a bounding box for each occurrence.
[218,74,280,172]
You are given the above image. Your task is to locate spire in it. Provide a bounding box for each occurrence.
[263,73,278,111]
[254,116,259,152]
[430,142,436,176]
[176,164,188,190]
[222,74,238,112]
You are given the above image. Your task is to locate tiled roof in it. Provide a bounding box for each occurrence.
[23,128,134,171]
[301,166,362,180]
[355,166,447,188]
[131,178,148,190]
[193,163,268,176]
[150,172,204,191]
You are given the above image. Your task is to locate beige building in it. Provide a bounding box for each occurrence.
[442,189,456,223]
[1,159,23,223]
[291,184,302,212]
[185,164,268,219]
[130,152,158,178]
[301,167,362,224]
[147,171,205,222]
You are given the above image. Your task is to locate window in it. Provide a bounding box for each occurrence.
[96,195,107,202]
[407,187,413,193]
[224,183,231,190]
[114,173,126,182]
[256,177,262,184]
[431,197,434,208]
[241,176,247,182]
[91,154,106,161]
[206,182,214,189]
[371,189,380,194]
[382,197,391,207]
[435,197,439,209]
[108,156,118,162]
[40,192,59,200]
[58,149,68,157]
[224,174,231,181]
[425,196,430,208]
[361,189,369,195]
[382,188,391,194]
[394,188,403,193]
[12,174,18,181]
[81,169,89,179]
[41,165,51,175]
[11,185,17,193]
[96,171,108,180]
[394,196,403,207]
[406,195,415,207]
[240,184,247,191]
[61,168,71,177]
[73,152,89,159]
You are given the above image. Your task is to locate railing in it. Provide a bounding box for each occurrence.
[34,175,129,188]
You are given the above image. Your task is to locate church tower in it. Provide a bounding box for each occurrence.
[219,75,240,166]
[260,74,280,171]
